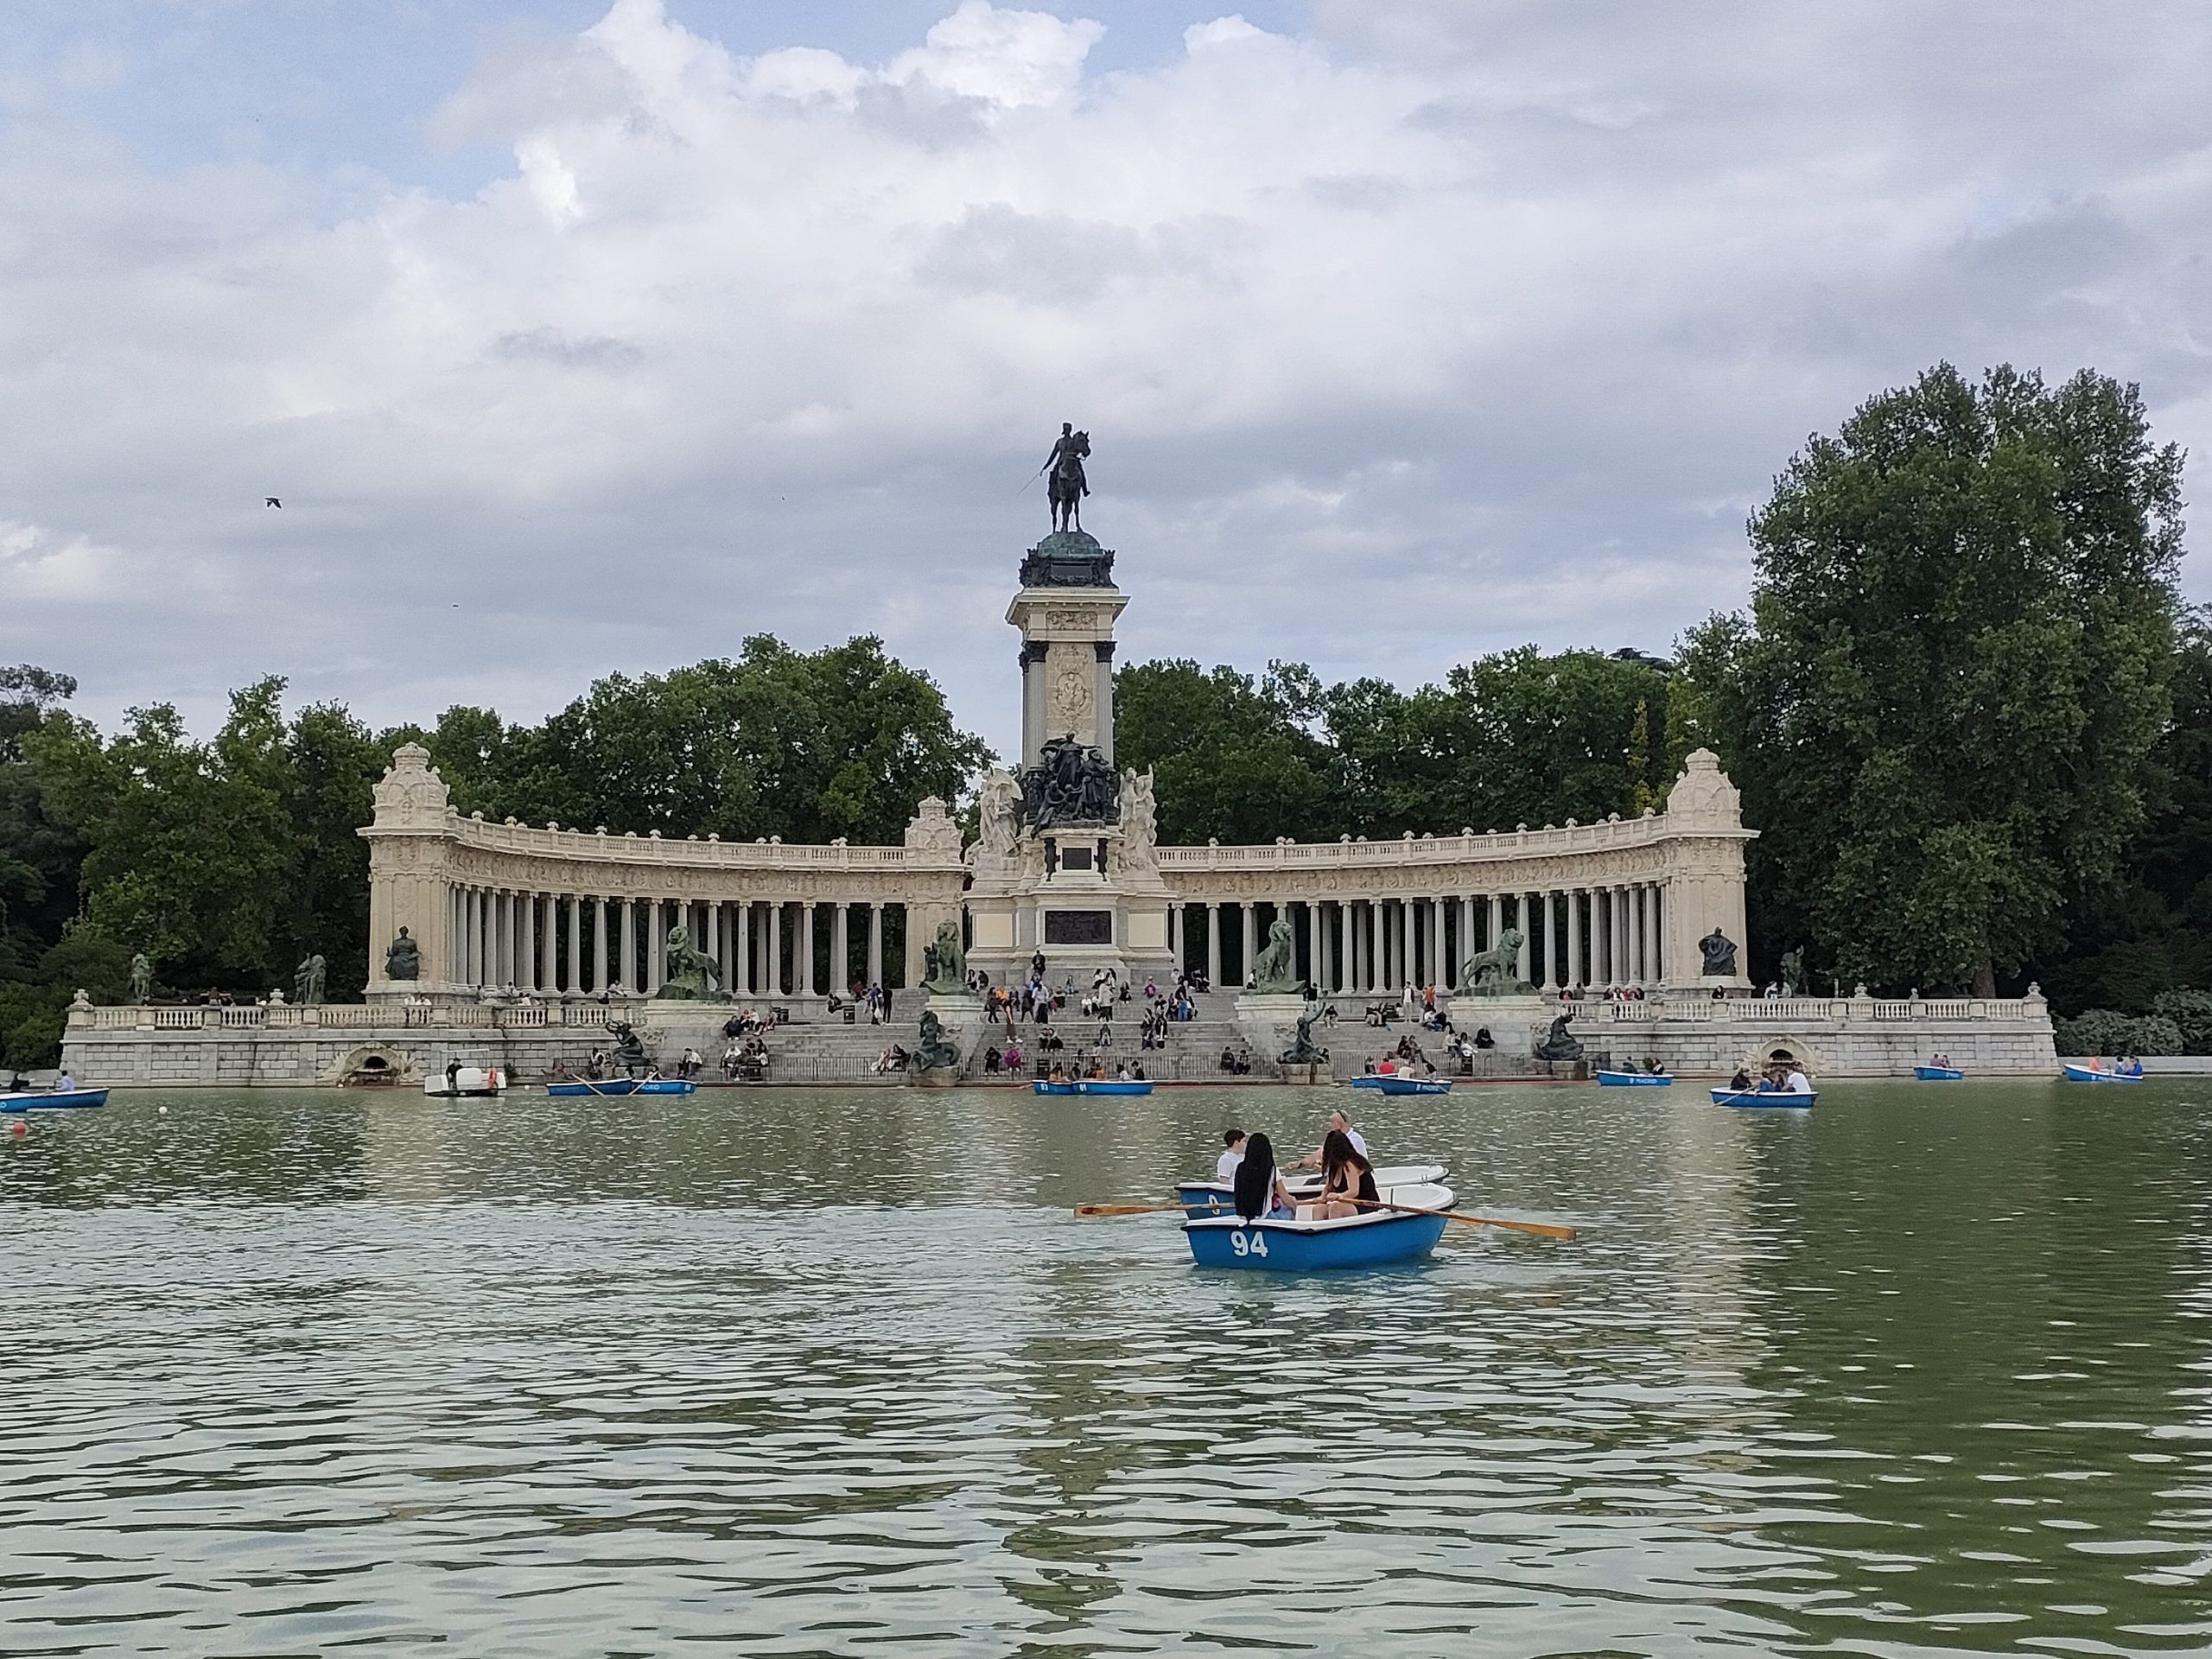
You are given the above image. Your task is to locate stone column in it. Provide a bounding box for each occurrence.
[520,893,537,991]
[1306,901,1321,989]
[1205,903,1222,988]
[867,903,883,987]
[590,897,606,992]
[563,895,580,992]
[1515,895,1532,984]
[615,899,633,992]
[1644,885,1661,982]
[1566,889,1583,990]
[1362,901,1377,992]
[1332,902,1346,993]
[1547,892,1564,991]
[1095,641,1116,765]
[1239,905,1256,988]
[768,904,784,996]
[832,903,850,995]
[1485,893,1501,963]
[1626,886,1643,987]
[543,893,558,990]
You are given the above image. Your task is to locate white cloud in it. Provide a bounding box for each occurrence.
[0,0,2203,753]
[0,521,120,601]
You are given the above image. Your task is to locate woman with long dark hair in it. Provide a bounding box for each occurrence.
[1231,1131,1297,1222]
[1313,1128,1379,1220]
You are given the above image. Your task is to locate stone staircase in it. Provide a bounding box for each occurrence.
[624,988,1560,1085]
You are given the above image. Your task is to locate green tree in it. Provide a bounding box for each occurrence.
[484,637,988,843]
[30,682,297,990]
[2036,607,2212,1010]
[0,665,86,982]
[1327,648,1671,835]
[1113,659,1342,844]
[1683,364,2184,995]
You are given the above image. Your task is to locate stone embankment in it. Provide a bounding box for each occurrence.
[61,986,2055,1088]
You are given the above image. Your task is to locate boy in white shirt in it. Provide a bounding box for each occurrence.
[1217,1129,1246,1183]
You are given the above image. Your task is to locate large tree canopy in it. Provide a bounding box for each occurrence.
[1113,646,1683,844]
[28,679,386,1000]
[410,637,988,845]
[1682,364,2185,995]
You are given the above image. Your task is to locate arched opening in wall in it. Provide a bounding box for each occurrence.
[330,1043,419,1088]
[1752,1039,1822,1073]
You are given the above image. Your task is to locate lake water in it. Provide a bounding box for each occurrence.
[7,1079,2212,1656]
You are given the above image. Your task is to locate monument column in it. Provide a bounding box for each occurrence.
[1307,903,1322,990]
[619,899,636,992]
[1240,906,1256,988]
[768,905,783,996]
[1515,896,1532,984]
[868,903,884,987]
[800,903,816,996]
[833,904,850,995]
[1205,903,1222,988]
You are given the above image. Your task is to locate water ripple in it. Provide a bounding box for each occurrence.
[6,1080,2212,1654]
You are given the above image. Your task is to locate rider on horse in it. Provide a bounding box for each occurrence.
[1046,423,1090,533]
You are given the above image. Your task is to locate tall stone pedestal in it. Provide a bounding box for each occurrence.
[1235,992,1314,1069]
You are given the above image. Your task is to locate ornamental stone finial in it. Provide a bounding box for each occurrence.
[370,741,451,830]
[1666,747,1743,828]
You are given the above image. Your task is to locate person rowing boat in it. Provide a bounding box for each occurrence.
[1295,1109,1367,1169]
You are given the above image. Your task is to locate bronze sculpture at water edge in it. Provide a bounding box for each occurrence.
[922,920,967,995]
[1456,928,1533,997]
[653,925,721,1000]
[1249,916,1301,994]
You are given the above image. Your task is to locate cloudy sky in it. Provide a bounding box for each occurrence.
[2,0,2206,761]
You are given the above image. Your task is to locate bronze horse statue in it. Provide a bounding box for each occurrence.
[1048,429,1090,533]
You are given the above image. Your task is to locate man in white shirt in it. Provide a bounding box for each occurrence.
[1216,1129,1246,1183]
[1784,1066,1811,1094]
[1297,1109,1369,1168]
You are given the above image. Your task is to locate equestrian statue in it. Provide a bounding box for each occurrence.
[1045,422,1090,534]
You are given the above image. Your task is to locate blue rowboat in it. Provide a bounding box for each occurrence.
[1915,1065,1965,1081]
[1596,1070,1673,1087]
[545,1077,697,1097]
[1032,1080,1077,1096]
[1712,1087,1815,1109]
[1349,1075,1452,1096]
[1076,1079,1154,1096]
[2062,1063,2143,1084]
[0,1087,109,1113]
[1184,1182,1454,1271]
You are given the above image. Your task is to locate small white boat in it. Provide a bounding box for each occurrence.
[425,1064,505,1098]
[2062,1062,2143,1084]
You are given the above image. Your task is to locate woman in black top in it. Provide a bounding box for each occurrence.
[1231,1132,1297,1222]
[1313,1128,1378,1220]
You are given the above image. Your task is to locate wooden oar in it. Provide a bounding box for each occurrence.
[1347,1197,1576,1241]
[1073,1201,1185,1217]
